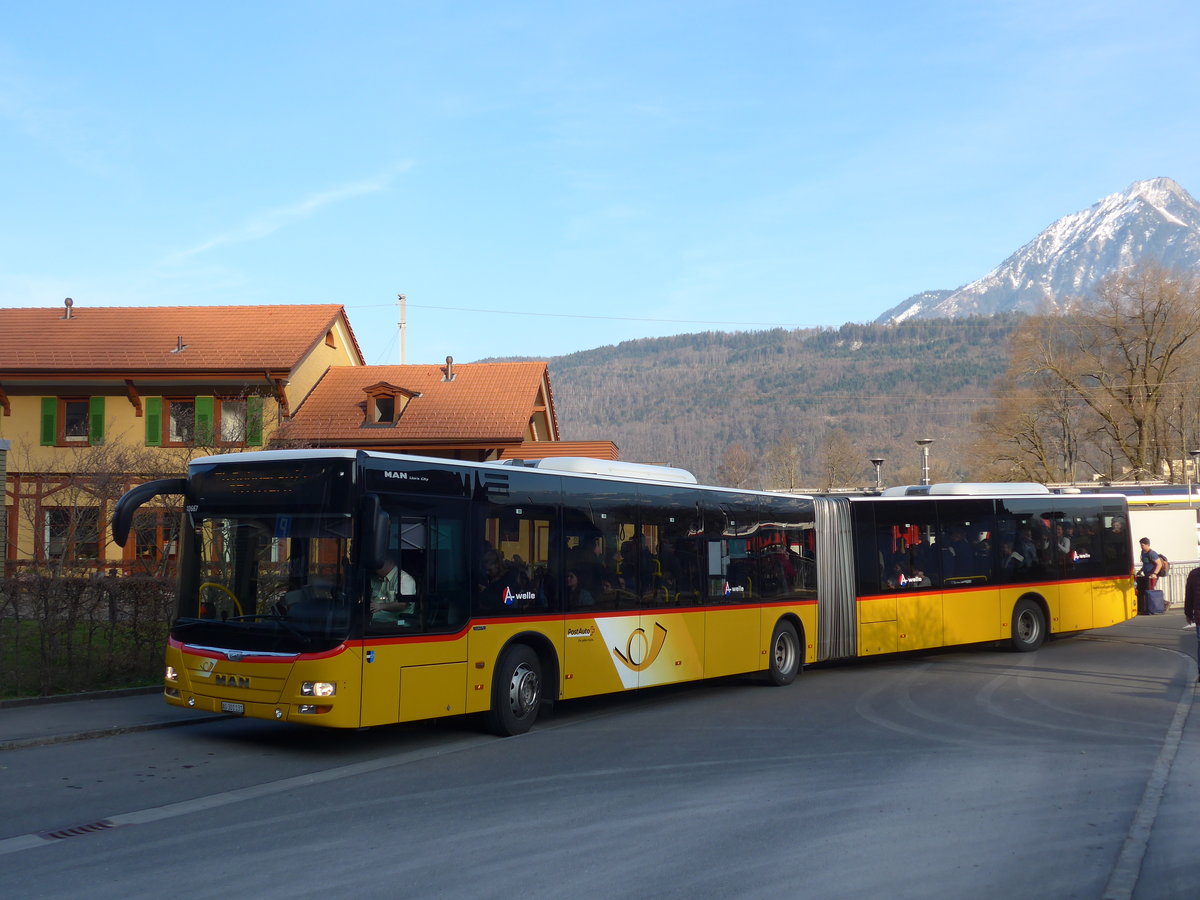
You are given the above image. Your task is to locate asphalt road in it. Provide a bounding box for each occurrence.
[1,613,1197,900]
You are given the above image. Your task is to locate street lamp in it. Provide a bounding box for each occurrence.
[1188,449,1200,508]
[916,438,934,486]
[869,458,885,492]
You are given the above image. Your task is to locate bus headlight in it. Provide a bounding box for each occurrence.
[301,681,336,697]
[165,666,178,682]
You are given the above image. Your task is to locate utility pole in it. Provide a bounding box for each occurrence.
[398,293,407,364]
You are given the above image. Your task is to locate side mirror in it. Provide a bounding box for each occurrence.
[361,495,391,571]
[112,477,187,547]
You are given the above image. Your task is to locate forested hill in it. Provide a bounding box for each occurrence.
[539,316,1023,487]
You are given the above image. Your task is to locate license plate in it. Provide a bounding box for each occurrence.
[220,701,245,715]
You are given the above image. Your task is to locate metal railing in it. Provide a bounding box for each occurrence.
[1160,560,1198,609]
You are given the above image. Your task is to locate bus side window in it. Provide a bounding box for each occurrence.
[479,504,558,614]
[371,501,471,634]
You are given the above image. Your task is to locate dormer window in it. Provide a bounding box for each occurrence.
[363,382,419,426]
[373,395,395,423]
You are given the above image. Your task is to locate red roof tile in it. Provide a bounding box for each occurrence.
[0,304,362,372]
[281,362,551,444]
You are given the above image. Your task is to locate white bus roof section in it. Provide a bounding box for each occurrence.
[502,456,698,484]
[880,482,1051,497]
[191,448,362,467]
[189,449,702,485]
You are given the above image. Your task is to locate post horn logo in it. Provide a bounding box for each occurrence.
[612,622,668,672]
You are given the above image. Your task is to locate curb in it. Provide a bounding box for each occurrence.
[0,712,231,752]
[0,685,162,710]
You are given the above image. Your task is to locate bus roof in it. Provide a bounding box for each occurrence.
[189,449,702,486]
[880,482,1052,497]
[500,456,698,484]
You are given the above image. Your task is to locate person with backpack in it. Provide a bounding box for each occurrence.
[1137,537,1166,614]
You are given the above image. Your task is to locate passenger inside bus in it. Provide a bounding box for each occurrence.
[1016,527,1039,570]
[565,569,594,608]
[569,534,609,594]
[1000,539,1026,576]
[477,550,526,610]
[912,563,932,587]
[941,527,974,577]
[620,531,659,599]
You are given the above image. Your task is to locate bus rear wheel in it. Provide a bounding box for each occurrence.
[1011,599,1046,652]
[486,645,542,736]
[767,620,801,685]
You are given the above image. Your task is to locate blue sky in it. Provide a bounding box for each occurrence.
[3,1,1199,365]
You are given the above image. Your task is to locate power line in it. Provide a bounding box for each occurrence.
[345,300,1027,330]
[345,300,815,328]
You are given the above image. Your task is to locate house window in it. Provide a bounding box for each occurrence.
[147,395,262,447]
[131,509,178,573]
[43,507,100,561]
[215,396,263,445]
[325,329,337,348]
[362,382,417,426]
[41,396,105,446]
[220,399,247,443]
[62,400,90,442]
[372,396,396,423]
[167,400,195,445]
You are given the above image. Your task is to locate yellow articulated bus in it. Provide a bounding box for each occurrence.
[111,451,1135,736]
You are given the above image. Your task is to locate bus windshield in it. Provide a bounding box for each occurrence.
[175,511,355,653]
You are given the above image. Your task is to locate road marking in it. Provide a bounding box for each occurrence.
[0,733,493,857]
[1101,657,1195,900]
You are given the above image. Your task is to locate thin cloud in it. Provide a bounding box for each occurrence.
[167,161,413,261]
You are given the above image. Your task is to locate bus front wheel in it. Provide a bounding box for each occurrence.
[486,645,542,736]
[767,620,801,686]
[1010,599,1046,652]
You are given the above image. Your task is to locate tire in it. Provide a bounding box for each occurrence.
[1010,598,1046,652]
[767,620,801,685]
[486,644,542,736]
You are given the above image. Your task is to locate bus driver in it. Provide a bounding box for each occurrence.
[371,556,416,622]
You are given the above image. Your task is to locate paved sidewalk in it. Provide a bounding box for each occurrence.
[0,688,225,750]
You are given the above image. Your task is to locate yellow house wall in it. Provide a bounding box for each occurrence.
[0,391,286,471]
[286,318,362,410]
[2,389,284,566]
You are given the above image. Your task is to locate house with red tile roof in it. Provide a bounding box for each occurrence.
[0,301,363,573]
[276,359,560,457]
[0,301,612,574]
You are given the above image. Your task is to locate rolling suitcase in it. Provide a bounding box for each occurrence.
[1145,588,1166,615]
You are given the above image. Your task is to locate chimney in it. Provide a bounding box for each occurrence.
[171,335,187,354]
[442,355,456,382]
[63,297,73,320]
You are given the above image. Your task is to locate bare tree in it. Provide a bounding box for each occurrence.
[980,263,1200,481]
[763,432,806,491]
[9,435,182,576]
[818,427,860,491]
[971,386,1079,482]
[714,443,757,488]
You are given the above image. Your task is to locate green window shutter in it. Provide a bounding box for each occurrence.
[88,396,105,445]
[145,397,162,446]
[40,397,57,446]
[194,396,214,445]
[246,396,264,446]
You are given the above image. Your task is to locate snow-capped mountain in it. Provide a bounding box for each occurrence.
[876,177,1200,323]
